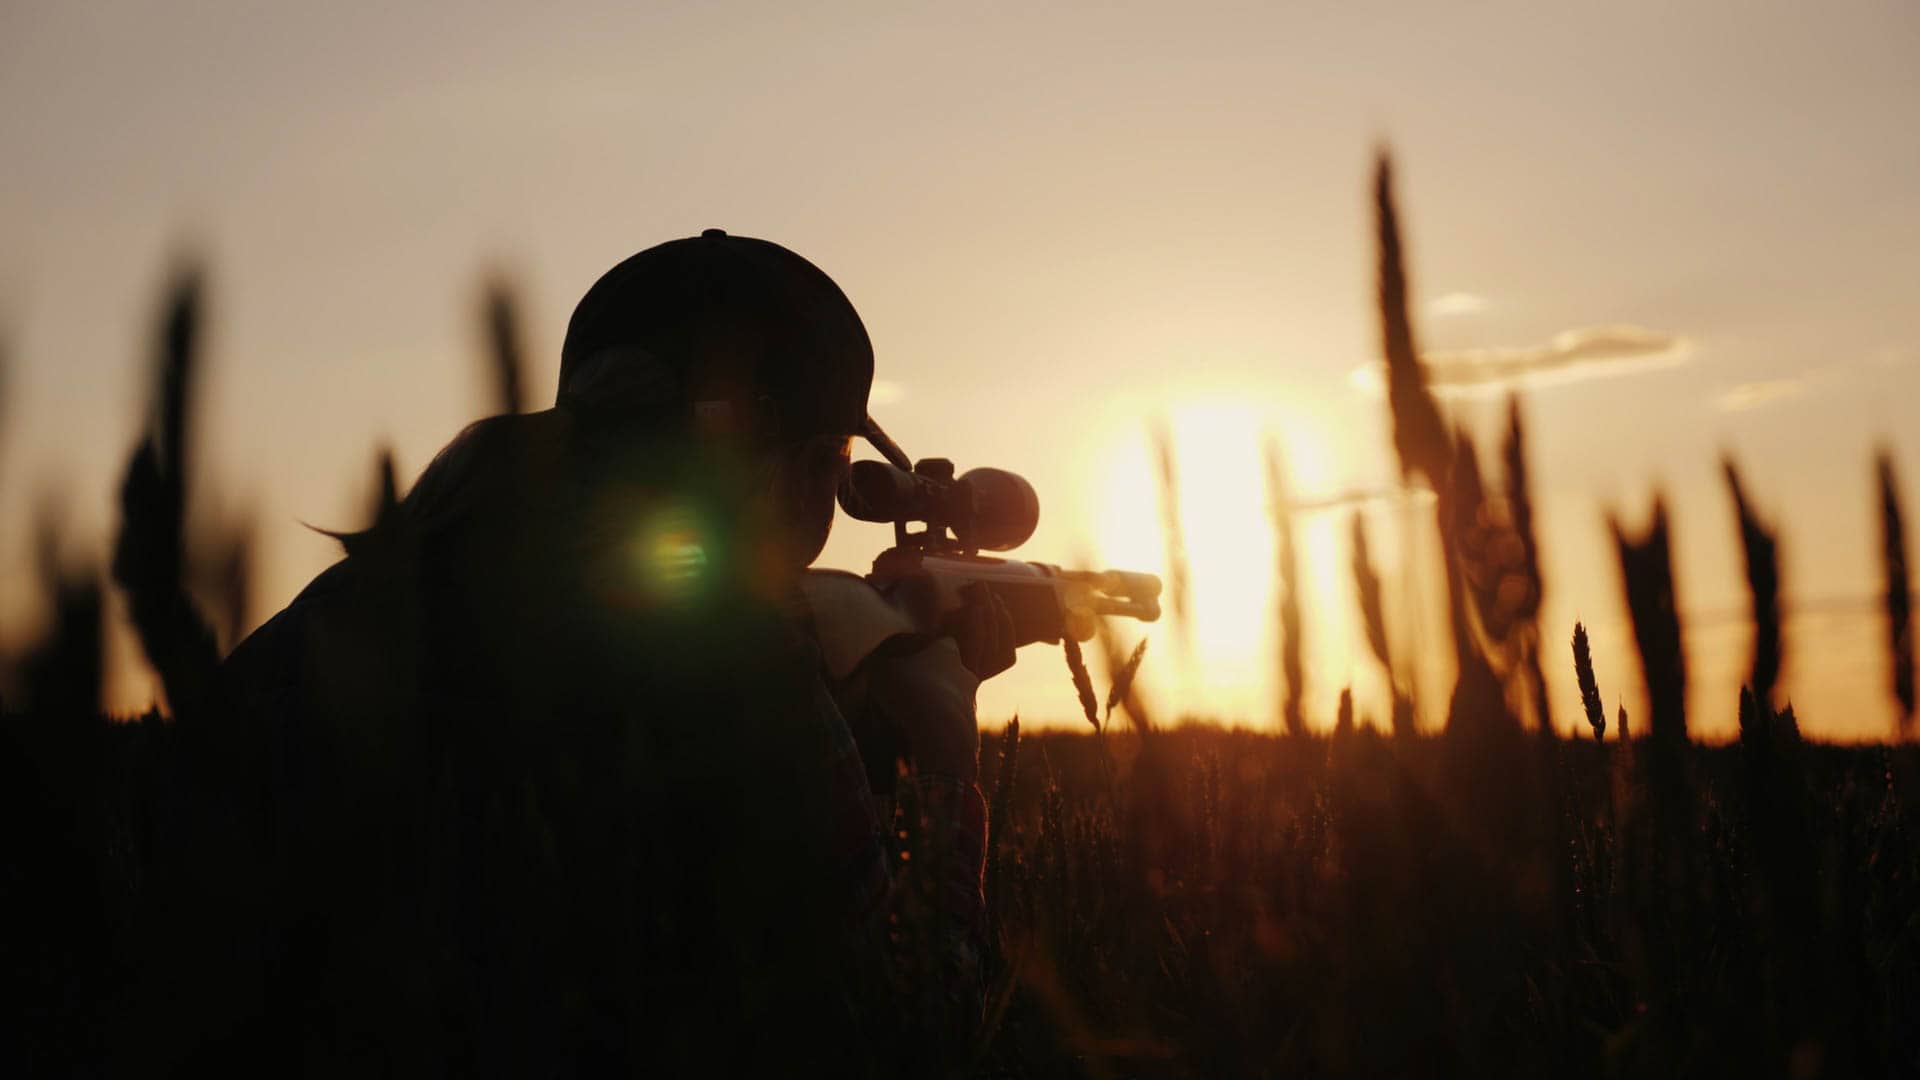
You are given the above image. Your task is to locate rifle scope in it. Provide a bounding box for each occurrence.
[837,458,1039,553]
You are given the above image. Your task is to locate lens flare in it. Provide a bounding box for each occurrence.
[635,502,715,602]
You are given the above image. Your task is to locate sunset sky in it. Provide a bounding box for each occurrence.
[3,1,1916,737]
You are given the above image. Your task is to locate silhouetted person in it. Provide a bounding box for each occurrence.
[206,231,1009,1075]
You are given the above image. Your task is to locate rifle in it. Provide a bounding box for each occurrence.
[801,415,1160,681]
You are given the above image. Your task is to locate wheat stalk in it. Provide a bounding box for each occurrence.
[1724,459,1781,708]
[984,714,1020,912]
[1878,450,1914,730]
[112,266,221,718]
[1266,438,1305,736]
[1572,621,1606,741]
[482,274,528,416]
[1505,396,1553,735]
[1350,512,1391,671]
[1104,636,1149,732]
[1062,638,1100,732]
[1150,419,1191,655]
[1610,498,1686,747]
[1375,150,1450,487]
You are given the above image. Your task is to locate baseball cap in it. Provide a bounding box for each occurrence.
[558,229,874,445]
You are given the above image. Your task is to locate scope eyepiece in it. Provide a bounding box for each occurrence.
[839,459,923,523]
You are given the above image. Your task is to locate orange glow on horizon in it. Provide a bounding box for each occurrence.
[1085,397,1369,730]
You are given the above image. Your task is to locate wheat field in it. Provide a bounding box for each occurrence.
[2,156,1916,1076]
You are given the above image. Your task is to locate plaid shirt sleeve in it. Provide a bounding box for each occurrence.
[782,572,990,1057]
[797,645,989,1052]
[808,674,896,931]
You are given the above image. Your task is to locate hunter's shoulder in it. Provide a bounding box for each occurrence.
[799,569,918,681]
[404,409,574,519]
[217,558,354,700]
[420,408,572,477]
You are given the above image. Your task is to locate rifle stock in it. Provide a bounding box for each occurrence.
[869,549,1160,646]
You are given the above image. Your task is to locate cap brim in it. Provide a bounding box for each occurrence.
[858,414,913,471]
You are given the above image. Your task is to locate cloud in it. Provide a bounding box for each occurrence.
[1348,324,1688,397]
[1422,325,1684,387]
[1288,486,1436,515]
[1427,292,1488,317]
[1714,379,1807,412]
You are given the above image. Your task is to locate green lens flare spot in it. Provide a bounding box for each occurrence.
[636,503,718,602]
[655,533,709,579]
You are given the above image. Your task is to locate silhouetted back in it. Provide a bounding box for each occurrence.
[214,408,872,1072]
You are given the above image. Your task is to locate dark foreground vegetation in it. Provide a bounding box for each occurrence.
[3,155,1916,1075]
[6,709,1918,1075]
[975,724,1920,1076]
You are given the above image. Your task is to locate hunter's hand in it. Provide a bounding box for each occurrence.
[865,585,1010,782]
[868,637,980,781]
[944,582,1016,681]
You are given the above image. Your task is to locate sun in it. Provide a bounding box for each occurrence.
[1087,397,1358,727]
